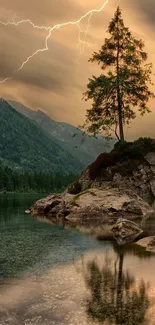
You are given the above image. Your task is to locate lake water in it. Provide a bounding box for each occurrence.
[1,194,155,325]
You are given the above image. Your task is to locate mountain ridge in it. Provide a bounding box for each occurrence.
[9,100,116,166]
[0,99,83,174]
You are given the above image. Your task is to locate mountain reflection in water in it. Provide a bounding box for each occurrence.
[0,242,155,325]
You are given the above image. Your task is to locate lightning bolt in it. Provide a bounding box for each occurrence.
[76,12,93,64]
[0,0,109,84]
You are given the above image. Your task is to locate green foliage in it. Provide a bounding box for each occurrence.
[9,100,116,168]
[0,162,77,193]
[89,137,155,179]
[83,7,155,140]
[0,99,82,174]
[115,137,155,157]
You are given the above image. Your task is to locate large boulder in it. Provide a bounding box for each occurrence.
[31,188,153,238]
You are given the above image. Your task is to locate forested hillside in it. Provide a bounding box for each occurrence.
[0,163,76,192]
[0,99,83,174]
[9,100,115,166]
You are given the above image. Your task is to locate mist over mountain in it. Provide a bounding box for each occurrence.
[9,100,116,166]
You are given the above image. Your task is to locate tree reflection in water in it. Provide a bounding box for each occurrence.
[85,249,150,325]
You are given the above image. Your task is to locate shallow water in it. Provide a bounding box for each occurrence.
[1,194,155,325]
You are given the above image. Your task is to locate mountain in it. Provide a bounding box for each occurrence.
[0,99,83,174]
[9,100,116,166]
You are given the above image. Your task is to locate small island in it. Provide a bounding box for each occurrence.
[31,138,155,246]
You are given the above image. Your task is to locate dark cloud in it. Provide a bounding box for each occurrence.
[132,0,155,27]
[0,34,76,92]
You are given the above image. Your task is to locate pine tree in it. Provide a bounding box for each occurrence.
[83,7,155,141]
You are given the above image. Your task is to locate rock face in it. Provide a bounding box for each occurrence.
[31,188,153,238]
[110,218,143,245]
[76,159,155,203]
[68,147,155,203]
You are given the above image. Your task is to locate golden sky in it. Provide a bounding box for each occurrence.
[0,0,155,140]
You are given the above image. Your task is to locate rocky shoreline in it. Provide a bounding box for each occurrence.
[30,186,154,245]
[30,140,155,246]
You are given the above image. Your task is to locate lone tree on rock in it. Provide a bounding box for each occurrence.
[83,7,155,141]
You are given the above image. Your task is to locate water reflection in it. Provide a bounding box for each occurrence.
[0,194,155,324]
[0,244,155,325]
[85,248,150,325]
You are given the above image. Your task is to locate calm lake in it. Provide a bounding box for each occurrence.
[1,193,155,325]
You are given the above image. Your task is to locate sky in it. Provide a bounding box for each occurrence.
[0,0,155,140]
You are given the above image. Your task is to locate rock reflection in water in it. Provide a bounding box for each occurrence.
[85,247,150,325]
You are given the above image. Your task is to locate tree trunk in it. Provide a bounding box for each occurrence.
[118,93,124,141]
[116,17,125,141]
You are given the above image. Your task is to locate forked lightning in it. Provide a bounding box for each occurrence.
[0,0,109,83]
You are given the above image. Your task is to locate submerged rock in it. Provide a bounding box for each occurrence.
[110,218,143,245]
[137,236,155,253]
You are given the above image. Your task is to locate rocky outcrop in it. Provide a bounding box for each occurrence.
[31,188,153,239]
[31,139,155,244]
[110,218,143,245]
[68,141,155,203]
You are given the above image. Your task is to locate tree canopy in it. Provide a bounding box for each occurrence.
[83,7,155,141]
